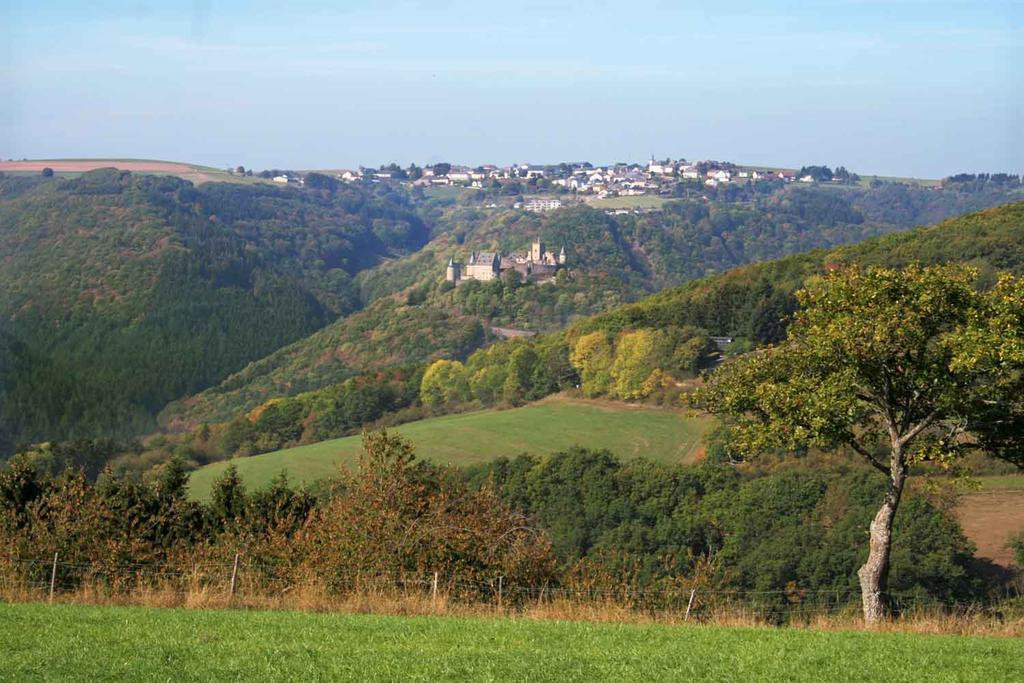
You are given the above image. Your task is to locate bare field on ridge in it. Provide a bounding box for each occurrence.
[0,159,261,185]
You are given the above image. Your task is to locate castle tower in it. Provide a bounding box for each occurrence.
[558,245,566,265]
[445,256,460,283]
[530,240,544,262]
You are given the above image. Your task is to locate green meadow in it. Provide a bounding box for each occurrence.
[2,604,1022,682]
[975,474,1024,491]
[188,398,708,498]
[586,195,673,210]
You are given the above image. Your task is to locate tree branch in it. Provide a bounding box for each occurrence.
[854,391,876,404]
[848,438,889,475]
[897,410,939,448]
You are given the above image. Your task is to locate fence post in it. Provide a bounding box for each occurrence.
[48,552,59,604]
[229,553,240,599]
[432,571,439,604]
[498,576,504,610]
[684,588,696,621]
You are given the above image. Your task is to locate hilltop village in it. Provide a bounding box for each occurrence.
[254,157,865,213]
[446,241,567,285]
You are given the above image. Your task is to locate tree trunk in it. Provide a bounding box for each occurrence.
[857,454,906,624]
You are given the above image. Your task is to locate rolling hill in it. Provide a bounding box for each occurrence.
[575,201,1024,345]
[0,170,427,449]
[163,188,1024,430]
[187,397,709,498]
[172,200,1024,475]
[2,163,1021,453]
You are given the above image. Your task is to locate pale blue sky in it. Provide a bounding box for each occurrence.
[2,1,1021,177]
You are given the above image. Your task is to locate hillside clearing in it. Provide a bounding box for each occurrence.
[954,475,1024,567]
[188,398,708,498]
[2,604,1022,682]
[957,492,1024,567]
[586,195,673,210]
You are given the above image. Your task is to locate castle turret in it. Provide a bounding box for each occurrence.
[558,245,566,265]
[530,240,544,262]
[446,256,460,283]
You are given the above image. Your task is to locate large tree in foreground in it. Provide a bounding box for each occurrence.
[694,265,1024,623]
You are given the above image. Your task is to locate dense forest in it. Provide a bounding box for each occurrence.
[0,171,427,449]
[464,447,982,605]
[579,201,1024,345]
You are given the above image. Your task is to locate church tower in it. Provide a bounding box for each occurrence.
[558,246,566,265]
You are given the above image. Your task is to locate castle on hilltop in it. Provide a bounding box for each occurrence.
[446,241,566,285]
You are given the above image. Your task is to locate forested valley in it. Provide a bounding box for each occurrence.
[0,170,427,451]
[1,168,1020,463]
[150,201,1024,465]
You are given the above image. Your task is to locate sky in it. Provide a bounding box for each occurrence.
[1,1,1021,177]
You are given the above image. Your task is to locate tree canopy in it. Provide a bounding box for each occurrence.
[694,264,1024,622]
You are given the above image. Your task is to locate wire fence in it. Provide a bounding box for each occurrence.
[4,555,1021,624]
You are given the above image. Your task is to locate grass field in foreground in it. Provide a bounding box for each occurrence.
[188,398,708,499]
[2,604,1021,682]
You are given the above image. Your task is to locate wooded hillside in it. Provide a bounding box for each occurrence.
[0,171,427,449]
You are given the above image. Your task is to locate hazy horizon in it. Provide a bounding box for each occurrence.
[2,1,1021,177]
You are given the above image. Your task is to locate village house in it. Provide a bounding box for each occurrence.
[520,198,562,212]
[648,159,675,175]
[552,177,584,191]
[518,164,548,179]
[619,169,649,189]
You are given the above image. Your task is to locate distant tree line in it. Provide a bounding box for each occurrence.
[943,173,1022,192]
